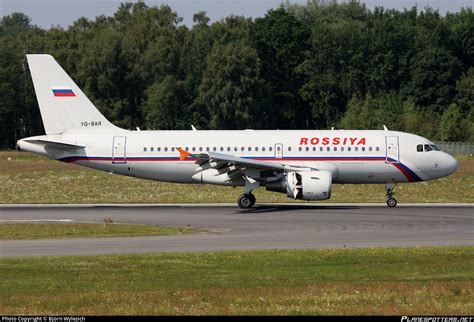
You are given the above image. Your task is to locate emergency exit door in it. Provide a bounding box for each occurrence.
[274,143,283,159]
[385,136,399,163]
[112,136,127,164]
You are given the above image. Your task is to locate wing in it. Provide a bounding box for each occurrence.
[177,147,283,170]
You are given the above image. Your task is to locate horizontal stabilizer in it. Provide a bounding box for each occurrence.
[24,139,85,150]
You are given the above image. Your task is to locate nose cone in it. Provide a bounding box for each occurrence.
[444,154,459,176]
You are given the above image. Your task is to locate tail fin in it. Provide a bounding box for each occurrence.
[26,54,121,134]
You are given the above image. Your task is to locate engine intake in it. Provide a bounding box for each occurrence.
[266,171,332,200]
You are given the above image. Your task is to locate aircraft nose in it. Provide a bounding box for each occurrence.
[444,154,459,176]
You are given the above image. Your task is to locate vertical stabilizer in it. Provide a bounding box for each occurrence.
[26,54,121,134]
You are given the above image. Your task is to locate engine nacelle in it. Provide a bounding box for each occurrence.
[266,170,332,200]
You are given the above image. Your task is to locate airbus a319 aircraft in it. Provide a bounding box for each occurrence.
[17,55,459,208]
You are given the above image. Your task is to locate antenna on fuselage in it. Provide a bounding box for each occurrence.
[383,125,389,131]
[191,125,197,131]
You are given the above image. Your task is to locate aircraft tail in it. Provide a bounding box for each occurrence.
[26,54,121,134]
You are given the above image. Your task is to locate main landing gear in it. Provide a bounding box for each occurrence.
[238,193,256,209]
[385,183,397,207]
[238,176,259,209]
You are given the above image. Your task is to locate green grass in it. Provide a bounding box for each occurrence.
[1,151,473,203]
[1,247,472,315]
[0,223,202,240]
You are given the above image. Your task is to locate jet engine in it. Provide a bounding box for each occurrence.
[266,170,332,200]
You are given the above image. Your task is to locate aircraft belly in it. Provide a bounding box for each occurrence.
[364,162,408,183]
[334,162,365,183]
[110,162,176,182]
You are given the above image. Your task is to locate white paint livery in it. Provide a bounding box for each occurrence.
[17,55,459,208]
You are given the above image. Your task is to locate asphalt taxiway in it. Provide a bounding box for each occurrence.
[1,204,473,257]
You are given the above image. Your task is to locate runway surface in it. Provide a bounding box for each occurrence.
[1,204,473,257]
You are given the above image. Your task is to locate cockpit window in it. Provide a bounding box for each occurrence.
[417,144,423,152]
[431,144,440,151]
[424,144,433,152]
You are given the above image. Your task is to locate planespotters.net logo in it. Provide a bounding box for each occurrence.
[402,317,474,322]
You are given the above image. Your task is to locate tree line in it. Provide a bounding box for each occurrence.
[0,0,473,148]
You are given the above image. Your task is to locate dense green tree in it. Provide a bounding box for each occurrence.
[0,1,473,148]
[439,103,470,141]
[142,76,185,130]
[197,42,264,129]
[252,8,311,129]
[402,99,438,139]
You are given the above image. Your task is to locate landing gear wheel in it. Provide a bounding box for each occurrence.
[385,183,397,207]
[238,194,256,209]
[248,193,256,205]
[387,198,397,207]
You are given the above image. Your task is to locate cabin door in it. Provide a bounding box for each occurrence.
[385,136,399,163]
[112,136,127,164]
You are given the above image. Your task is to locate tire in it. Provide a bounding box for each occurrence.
[387,198,397,207]
[238,194,255,209]
[248,193,256,205]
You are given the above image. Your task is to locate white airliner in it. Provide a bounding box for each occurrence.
[17,55,459,208]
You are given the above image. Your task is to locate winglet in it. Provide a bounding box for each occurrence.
[177,147,191,161]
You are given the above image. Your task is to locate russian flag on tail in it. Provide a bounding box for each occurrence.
[52,87,75,97]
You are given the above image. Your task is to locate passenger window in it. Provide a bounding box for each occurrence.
[206,147,209,152]
[299,147,302,152]
[348,147,351,152]
[255,147,259,152]
[185,147,189,152]
[327,147,330,151]
[313,147,316,151]
[143,147,147,152]
[213,147,216,152]
[320,147,323,152]
[362,147,365,152]
[164,147,168,152]
[241,147,245,152]
[355,147,358,151]
[269,147,273,152]
[334,147,337,151]
[157,147,161,152]
[369,147,372,151]
[262,147,266,152]
[234,147,238,152]
[376,147,379,152]
[192,147,196,152]
[417,144,423,152]
[199,147,203,152]
[306,147,309,152]
[171,147,175,152]
[424,144,433,152]
[150,147,154,152]
[227,147,231,152]
[220,147,223,152]
[288,147,291,152]
[341,147,344,152]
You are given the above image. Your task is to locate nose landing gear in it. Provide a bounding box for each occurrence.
[385,183,397,207]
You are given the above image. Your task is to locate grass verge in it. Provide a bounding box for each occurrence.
[0,247,472,315]
[0,223,202,240]
[1,151,473,203]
